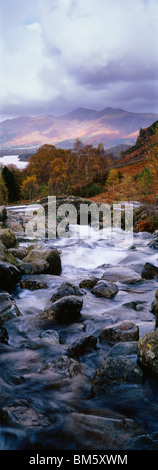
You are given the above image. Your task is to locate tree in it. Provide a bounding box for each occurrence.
[49,158,67,194]
[21,176,39,201]
[136,168,153,201]
[0,174,8,204]
[117,174,137,202]
[106,169,120,192]
[2,166,19,202]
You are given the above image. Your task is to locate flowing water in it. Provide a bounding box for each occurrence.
[0,219,158,450]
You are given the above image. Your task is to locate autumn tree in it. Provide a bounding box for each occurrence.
[49,158,67,194]
[106,169,120,192]
[21,176,39,201]
[117,174,137,202]
[0,174,8,204]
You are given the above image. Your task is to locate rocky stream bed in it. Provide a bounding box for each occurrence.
[0,201,158,451]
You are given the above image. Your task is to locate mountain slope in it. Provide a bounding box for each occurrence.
[0,107,158,150]
[118,120,158,165]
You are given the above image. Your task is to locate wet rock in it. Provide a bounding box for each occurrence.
[20,279,48,290]
[0,261,21,291]
[0,325,9,343]
[0,229,17,249]
[128,433,158,450]
[141,262,158,280]
[10,375,25,385]
[0,408,10,425]
[79,276,99,289]
[123,301,145,311]
[148,239,158,250]
[101,266,142,284]
[151,289,158,326]
[99,321,139,344]
[4,400,51,428]
[22,247,62,275]
[0,241,18,266]
[0,291,21,322]
[123,301,137,310]
[39,329,60,344]
[68,335,97,357]
[68,412,137,449]
[137,329,158,376]
[0,240,6,260]
[91,280,118,299]
[52,355,82,378]
[19,261,47,275]
[38,295,83,324]
[109,341,138,357]
[0,206,7,223]
[91,357,144,396]
[8,247,29,260]
[6,220,24,233]
[51,282,85,302]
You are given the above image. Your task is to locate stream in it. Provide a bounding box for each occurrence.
[0,211,158,451]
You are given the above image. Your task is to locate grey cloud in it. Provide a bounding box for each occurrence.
[66,58,158,90]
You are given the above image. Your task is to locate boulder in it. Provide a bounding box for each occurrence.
[0,206,6,223]
[20,279,48,290]
[19,260,48,275]
[68,335,97,357]
[109,341,138,357]
[141,262,158,280]
[68,412,137,449]
[0,240,18,266]
[51,355,82,378]
[91,280,118,299]
[0,291,21,322]
[0,262,21,291]
[6,220,24,233]
[128,433,158,450]
[148,239,158,250]
[39,329,60,345]
[22,247,61,275]
[3,400,51,428]
[0,240,7,261]
[151,290,158,326]
[0,229,17,249]
[91,357,144,396]
[101,266,142,284]
[38,295,83,324]
[51,282,85,302]
[137,329,158,376]
[8,247,29,260]
[79,276,99,289]
[0,325,9,344]
[99,321,139,344]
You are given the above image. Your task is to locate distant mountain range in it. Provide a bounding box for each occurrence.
[0,107,158,150]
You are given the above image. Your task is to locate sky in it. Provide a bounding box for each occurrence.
[0,0,158,121]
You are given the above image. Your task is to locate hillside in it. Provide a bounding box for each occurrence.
[90,120,158,207]
[0,107,158,150]
[118,120,158,165]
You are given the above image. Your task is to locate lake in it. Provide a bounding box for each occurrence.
[0,155,28,169]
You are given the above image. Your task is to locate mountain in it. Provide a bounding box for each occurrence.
[118,120,158,165]
[0,107,158,150]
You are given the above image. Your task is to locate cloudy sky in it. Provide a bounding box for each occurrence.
[0,0,158,121]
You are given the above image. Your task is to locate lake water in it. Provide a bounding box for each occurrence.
[0,155,28,169]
